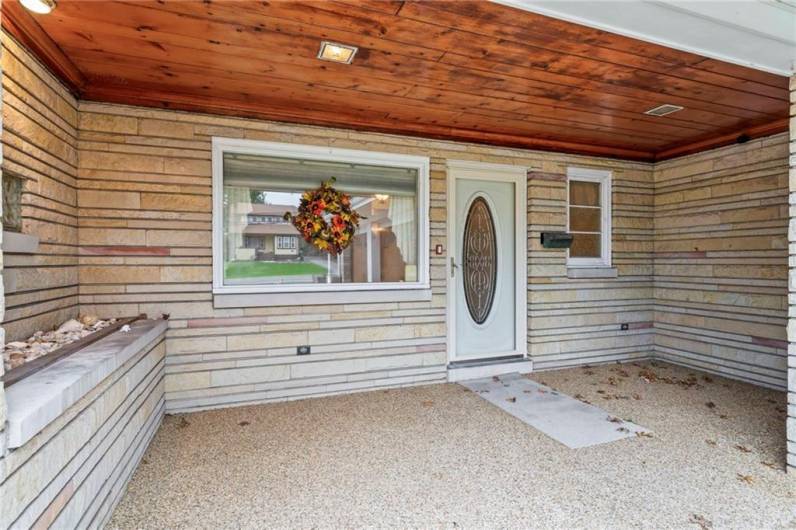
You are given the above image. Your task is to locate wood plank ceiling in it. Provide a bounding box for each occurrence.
[2,0,790,161]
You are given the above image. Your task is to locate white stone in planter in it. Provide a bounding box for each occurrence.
[56,319,83,333]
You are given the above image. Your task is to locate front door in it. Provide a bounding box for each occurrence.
[451,175,518,361]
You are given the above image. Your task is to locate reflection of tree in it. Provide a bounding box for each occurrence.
[250,190,266,204]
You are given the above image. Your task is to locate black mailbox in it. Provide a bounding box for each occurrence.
[540,232,573,249]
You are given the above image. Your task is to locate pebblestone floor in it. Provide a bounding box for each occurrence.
[109,361,794,529]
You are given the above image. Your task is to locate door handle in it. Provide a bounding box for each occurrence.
[450,257,458,278]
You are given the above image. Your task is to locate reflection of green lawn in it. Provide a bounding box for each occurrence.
[225,261,326,278]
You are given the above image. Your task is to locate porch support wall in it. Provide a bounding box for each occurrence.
[788,74,796,472]
[0,28,7,480]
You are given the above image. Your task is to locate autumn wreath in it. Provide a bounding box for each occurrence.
[284,178,363,255]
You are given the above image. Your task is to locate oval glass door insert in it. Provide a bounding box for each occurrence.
[463,196,497,324]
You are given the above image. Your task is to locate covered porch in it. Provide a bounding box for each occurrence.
[0,0,794,528]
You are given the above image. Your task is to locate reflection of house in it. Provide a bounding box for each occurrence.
[241,204,299,259]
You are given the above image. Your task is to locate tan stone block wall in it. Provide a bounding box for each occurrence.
[527,168,655,369]
[1,29,7,475]
[0,334,166,529]
[75,99,653,410]
[787,74,795,472]
[1,34,79,341]
[654,133,789,389]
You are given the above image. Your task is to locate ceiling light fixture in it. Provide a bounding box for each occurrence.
[20,0,56,14]
[317,41,358,64]
[644,104,684,117]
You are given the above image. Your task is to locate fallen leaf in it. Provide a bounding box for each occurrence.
[705,402,716,409]
[632,393,642,400]
[506,397,517,403]
[617,427,630,433]
[705,439,717,446]
[635,431,653,438]
[421,400,434,407]
[238,420,250,426]
[492,376,500,382]
[688,513,713,530]
[736,473,754,484]
[176,417,190,430]
[607,416,622,423]
[761,461,778,469]
[734,445,751,453]
[719,414,728,419]
[702,376,713,383]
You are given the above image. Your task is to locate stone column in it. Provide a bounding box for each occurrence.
[0,32,7,479]
[788,73,796,473]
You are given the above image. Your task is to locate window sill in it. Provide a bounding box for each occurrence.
[213,287,433,308]
[567,267,618,279]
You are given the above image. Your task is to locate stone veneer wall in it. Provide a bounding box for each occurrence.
[786,74,795,472]
[0,325,166,529]
[527,170,654,369]
[75,101,653,412]
[0,34,79,341]
[0,27,7,493]
[653,134,790,389]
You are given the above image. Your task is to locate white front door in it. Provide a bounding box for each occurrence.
[448,163,526,362]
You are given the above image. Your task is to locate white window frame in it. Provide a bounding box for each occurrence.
[212,137,430,295]
[276,235,297,250]
[566,167,612,268]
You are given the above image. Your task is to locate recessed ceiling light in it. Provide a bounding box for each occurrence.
[644,104,684,117]
[317,41,358,64]
[20,0,56,14]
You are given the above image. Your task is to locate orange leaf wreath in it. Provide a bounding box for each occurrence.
[283,178,363,256]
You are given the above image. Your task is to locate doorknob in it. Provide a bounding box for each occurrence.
[450,257,458,278]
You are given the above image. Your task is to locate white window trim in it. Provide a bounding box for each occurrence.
[212,137,430,295]
[566,166,612,268]
[276,235,297,249]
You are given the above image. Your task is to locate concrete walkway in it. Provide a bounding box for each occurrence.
[108,361,794,529]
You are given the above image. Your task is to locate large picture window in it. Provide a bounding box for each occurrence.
[212,139,429,294]
[567,167,612,268]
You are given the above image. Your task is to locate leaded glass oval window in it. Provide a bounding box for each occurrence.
[463,197,497,324]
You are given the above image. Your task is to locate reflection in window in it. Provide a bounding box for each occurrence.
[222,153,418,286]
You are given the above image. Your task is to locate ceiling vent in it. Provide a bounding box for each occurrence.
[644,104,684,117]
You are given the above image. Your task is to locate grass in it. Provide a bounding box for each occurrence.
[225,260,327,279]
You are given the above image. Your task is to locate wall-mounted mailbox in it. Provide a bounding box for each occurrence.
[540,232,573,249]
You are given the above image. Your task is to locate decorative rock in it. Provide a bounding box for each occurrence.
[56,319,83,333]
[80,314,99,327]
[3,316,116,372]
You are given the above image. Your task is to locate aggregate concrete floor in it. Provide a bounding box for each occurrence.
[109,361,794,529]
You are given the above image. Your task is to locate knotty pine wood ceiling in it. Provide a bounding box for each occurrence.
[3,0,790,161]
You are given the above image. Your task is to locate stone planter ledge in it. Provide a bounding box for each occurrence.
[5,319,168,448]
